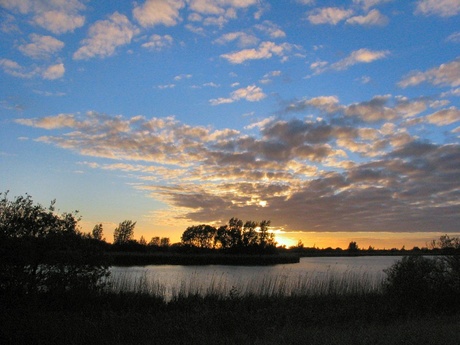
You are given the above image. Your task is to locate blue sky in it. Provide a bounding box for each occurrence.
[1,0,459,248]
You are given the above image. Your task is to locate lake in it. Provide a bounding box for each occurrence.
[109,256,404,300]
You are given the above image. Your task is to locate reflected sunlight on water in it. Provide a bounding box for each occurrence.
[109,256,402,301]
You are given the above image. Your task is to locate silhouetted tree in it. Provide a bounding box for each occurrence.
[92,223,104,241]
[139,235,147,246]
[149,236,160,247]
[228,217,244,248]
[160,237,170,247]
[258,220,276,249]
[214,218,243,249]
[0,192,109,295]
[113,220,136,245]
[212,218,277,253]
[430,234,460,252]
[181,224,216,248]
[242,221,258,247]
[347,241,359,252]
[215,225,231,249]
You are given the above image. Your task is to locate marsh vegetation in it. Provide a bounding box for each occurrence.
[1,193,459,344]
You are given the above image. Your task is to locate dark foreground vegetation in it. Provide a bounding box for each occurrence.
[1,192,460,344]
[2,289,460,345]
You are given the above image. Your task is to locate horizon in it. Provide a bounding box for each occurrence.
[1,0,459,250]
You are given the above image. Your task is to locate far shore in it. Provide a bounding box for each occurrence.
[109,252,300,266]
[106,249,443,266]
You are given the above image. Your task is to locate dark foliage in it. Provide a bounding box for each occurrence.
[0,192,110,296]
[384,238,460,314]
[181,217,277,254]
[113,220,136,245]
[2,291,460,345]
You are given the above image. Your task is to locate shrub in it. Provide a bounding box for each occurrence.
[0,192,110,296]
[384,254,460,313]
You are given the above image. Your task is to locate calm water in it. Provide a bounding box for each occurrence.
[110,256,403,300]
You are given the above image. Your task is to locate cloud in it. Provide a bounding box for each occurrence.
[0,58,36,78]
[286,94,432,123]
[221,41,295,64]
[415,0,460,17]
[203,82,220,88]
[441,88,460,98]
[133,0,184,27]
[447,32,460,43]
[307,7,354,25]
[214,32,259,47]
[210,85,266,105]
[42,63,65,80]
[188,0,227,15]
[0,0,86,33]
[141,34,173,50]
[344,95,397,122]
[16,113,75,129]
[331,48,389,70]
[311,49,389,75]
[425,107,460,125]
[0,0,32,14]
[34,10,85,34]
[254,20,286,39]
[296,0,315,5]
[184,0,259,30]
[188,0,258,15]
[156,84,176,89]
[0,58,64,80]
[174,74,192,80]
[73,12,139,60]
[33,90,66,97]
[346,9,389,26]
[286,95,341,114]
[260,70,282,84]
[398,58,460,88]
[18,34,64,59]
[15,108,460,232]
[214,21,286,48]
[353,0,394,11]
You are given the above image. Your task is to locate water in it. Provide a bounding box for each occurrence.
[109,256,403,300]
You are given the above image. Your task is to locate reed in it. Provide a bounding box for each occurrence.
[3,268,459,345]
[107,268,385,301]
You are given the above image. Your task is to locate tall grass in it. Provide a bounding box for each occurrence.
[108,268,385,301]
[4,258,460,345]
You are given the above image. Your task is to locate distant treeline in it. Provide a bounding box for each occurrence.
[96,218,458,257]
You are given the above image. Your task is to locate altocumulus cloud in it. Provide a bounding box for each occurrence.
[73,12,139,60]
[16,91,460,233]
[0,0,86,34]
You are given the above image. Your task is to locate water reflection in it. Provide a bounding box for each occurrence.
[109,256,403,301]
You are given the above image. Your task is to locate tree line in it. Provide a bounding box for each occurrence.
[181,217,276,253]
[93,217,277,254]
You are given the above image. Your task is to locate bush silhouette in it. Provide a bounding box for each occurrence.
[384,253,460,313]
[0,192,109,295]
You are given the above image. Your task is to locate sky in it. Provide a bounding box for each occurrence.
[1,0,459,249]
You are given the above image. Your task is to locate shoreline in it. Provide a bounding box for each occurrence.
[108,252,301,266]
[107,250,452,266]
